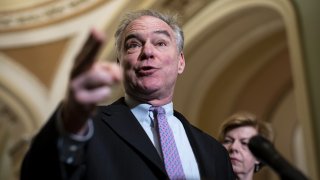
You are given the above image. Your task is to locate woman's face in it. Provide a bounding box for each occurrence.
[222,126,259,179]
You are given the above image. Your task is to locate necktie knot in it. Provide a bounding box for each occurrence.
[150,106,166,116]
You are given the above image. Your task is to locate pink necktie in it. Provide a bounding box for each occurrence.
[151,106,186,180]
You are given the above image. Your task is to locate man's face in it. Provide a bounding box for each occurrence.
[118,15,185,104]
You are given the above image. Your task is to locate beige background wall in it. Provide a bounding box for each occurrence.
[0,0,318,179]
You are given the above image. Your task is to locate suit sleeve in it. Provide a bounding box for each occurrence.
[20,105,89,180]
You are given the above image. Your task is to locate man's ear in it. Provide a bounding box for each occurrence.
[178,52,185,74]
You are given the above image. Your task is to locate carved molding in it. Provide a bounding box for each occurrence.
[0,101,18,124]
[0,100,31,180]
[0,0,108,32]
[152,0,212,24]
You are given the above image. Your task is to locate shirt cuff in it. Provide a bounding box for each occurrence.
[56,108,94,141]
[56,108,94,165]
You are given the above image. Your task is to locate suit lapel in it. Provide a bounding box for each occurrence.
[100,100,166,175]
[174,111,209,178]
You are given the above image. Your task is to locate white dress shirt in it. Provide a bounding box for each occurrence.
[126,95,200,179]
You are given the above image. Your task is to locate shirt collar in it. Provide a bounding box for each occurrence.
[124,94,174,120]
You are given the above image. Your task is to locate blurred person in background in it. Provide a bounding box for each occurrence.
[218,112,274,180]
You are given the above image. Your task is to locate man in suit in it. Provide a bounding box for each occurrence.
[21,10,235,180]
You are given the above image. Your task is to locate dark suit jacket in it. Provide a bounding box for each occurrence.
[21,98,235,180]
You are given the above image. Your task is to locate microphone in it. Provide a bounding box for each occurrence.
[248,135,308,180]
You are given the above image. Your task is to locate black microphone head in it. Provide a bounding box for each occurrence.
[248,135,309,180]
[248,135,276,164]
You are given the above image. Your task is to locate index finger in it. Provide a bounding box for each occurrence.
[70,29,106,79]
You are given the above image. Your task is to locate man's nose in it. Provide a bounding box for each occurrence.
[140,42,154,60]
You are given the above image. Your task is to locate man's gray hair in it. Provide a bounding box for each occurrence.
[114,9,184,58]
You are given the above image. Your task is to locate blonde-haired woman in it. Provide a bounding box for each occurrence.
[218,112,273,180]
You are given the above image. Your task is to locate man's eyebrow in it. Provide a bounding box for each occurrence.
[124,34,141,43]
[154,30,171,38]
[124,30,171,43]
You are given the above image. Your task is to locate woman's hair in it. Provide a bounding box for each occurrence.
[114,9,184,58]
[218,111,274,142]
[218,111,274,172]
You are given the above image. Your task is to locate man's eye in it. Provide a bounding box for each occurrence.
[126,43,140,49]
[156,42,166,46]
